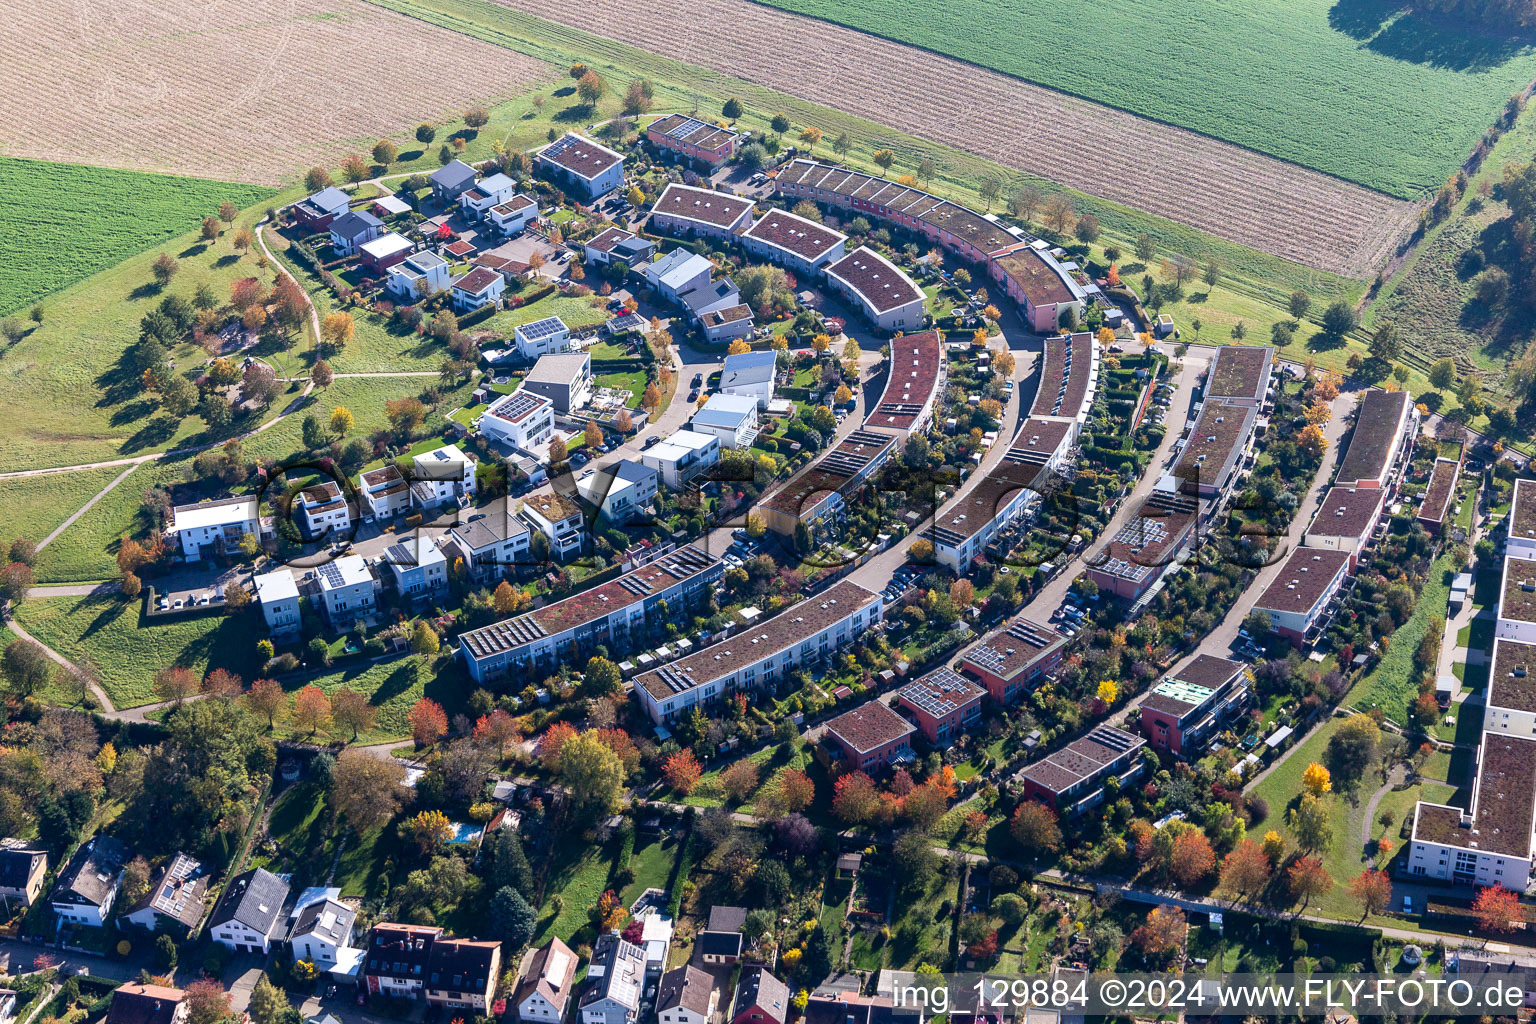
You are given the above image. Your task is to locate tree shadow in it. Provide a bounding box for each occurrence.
[400,149,424,163]
[553,106,589,124]
[109,399,157,428]
[179,244,210,259]
[120,414,182,454]
[214,254,242,269]
[128,282,163,301]
[1330,0,1536,70]
[1328,0,1407,40]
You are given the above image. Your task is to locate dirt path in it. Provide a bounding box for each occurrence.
[1360,764,1406,861]
[2,605,115,713]
[36,466,135,552]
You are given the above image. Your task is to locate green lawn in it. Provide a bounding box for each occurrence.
[1346,547,1461,723]
[596,371,647,408]
[0,157,275,317]
[535,841,614,945]
[328,307,447,374]
[0,466,127,551]
[487,293,611,334]
[748,0,1536,198]
[618,834,682,908]
[30,460,189,584]
[269,655,475,746]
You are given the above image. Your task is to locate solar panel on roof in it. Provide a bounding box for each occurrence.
[318,562,346,588]
[518,317,567,340]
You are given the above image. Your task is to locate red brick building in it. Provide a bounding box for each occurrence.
[956,616,1065,705]
[895,668,984,745]
[820,700,915,771]
[1137,655,1249,758]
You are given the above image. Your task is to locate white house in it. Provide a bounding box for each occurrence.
[171,496,261,560]
[719,351,776,409]
[578,460,660,521]
[451,267,505,312]
[329,210,384,255]
[445,505,532,582]
[458,173,516,219]
[411,444,477,509]
[51,836,129,928]
[522,353,593,414]
[583,227,656,268]
[741,209,847,277]
[697,304,754,344]
[656,966,716,1024]
[288,898,356,967]
[641,429,720,489]
[514,938,578,1024]
[692,393,759,449]
[637,249,714,306]
[358,232,413,274]
[358,465,410,521]
[649,183,754,240]
[479,390,555,453]
[385,537,448,599]
[253,569,301,640]
[514,316,575,359]
[521,492,585,562]
[294,482,351,540]
[824,247,925,332]
[488,194,540,235]
[316,555,379,626]
[537,133,626,200]
[122,852,209,934]
[209,868,290,955]
[580,934,645,1024]
[387,251,452,302]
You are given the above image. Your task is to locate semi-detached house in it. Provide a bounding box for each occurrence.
[209,867,289,954]
[515,938,579,1024]
[581,933,645,1024]
[650,184,754,240]
[633,580,882,724]
[647,114,739,167]
[538,133,625,200]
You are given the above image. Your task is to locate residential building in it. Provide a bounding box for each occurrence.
[445,505,533,582]
[1028,331,1100,438]
[1409,732,1536,891]
[523,353,593,414]
[657,966,716,1024]
[987,245,1088,333]
[329,209,383,255]
[1481,638,1536,736]
[1249,547,1352,647]
[634,909,673,976]
[411,444,477,509]
[123,852,208,934]
[1334,389,1419,490]
[1019,726,1148,815]
[931,425,1067,570]
[757,429,896,538]
[51,835,129,928]
[803,993,919,1024]
[646,114,739,167]
[823,247,925,332]
[385,537,448,599]
[696,906,745,965]
[866,329,942,438]
[1171,401,1259,501]
[458,173,515,219]
[480,390,556,452]
[679,278,745,323]
[641,429,721,489]
[650,183,754,239]
[698,304,755,343]
[488,193,540,235]
[1417,457,1461,536]
[522,491,586,562]
[1509,479,1536,560]
[514,938,579,1024]
[692,393,759,450]
[253,569,301,639]
[583,227,656,267]
[897,667,986,745]
[0,843,47,907]
[457,546,721,682]
[209,867,289,954]
[450,267,505,312]
[822,700,917,770]
[364,923,442,998]
[1302,486,1386,570]
[730,967,789,1024]
[957,615,1066,705]
[1085,489,1201,602]
[358,464,410,521]
[634,581,883,723]
[719,350,777,408]
[637,249,715,306]
[1497,556,1536,645]
[1138,656,1250,757]
[577,460,660,521]
[288,898,356,967]
[293,186,351,229]
[386,250,451,301]
[105,986,187,1024]
[514,316,575,359]
[425,938,501,1011]
[170,496,260,559]
[473,252,532,284]
[538,133,625,199]
[740,209,847,277]
[358,232,412,273]
[1203,345,1275,410]
[430,160,479,202]
[294,481,351,539]
[580,933,645,1024]
[316,555,379,627]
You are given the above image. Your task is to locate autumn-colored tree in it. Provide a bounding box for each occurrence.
[872,148,895,172]
[409,697,448,746]
[1261,829,1286,864]
[775,768,815,813]
[1217,839,1272,899]
[584,421,603,450]
[1096,679,1118,705]
[151,253,179,287]
[1349,869,1392,921]
[949,578,975,608]
[184,979,232,1024]
[473,709,521,756]
[232,226,255,255]
[1287,855,1333,909]
[291,684,332,736]
[1298,423,1329,457]
[909,538,935,563]
[410,809,454,854]
[492,581,520,614]
[538,721,578,767]
[372,139,398,165]
[329,406,354,436]
[1473,884,1525,934]
[385,397,427,434]
[202,668,244,699]
[1009,801,1061,853]
[154,666,199,705]
[663,750,703,794]
[1302,762,1332,796]
[727,338,752,355]
[1169,830,1216,886]
[1131,905,1186,954]
[331,687,377,740]
[720,759,760,802]
[311,359,334,388]
[321,312,355,352]
[576,70,606,107]
[615,408,633,433]
[340,153,370,182]
[641,382,662,413]
[798,126,823,153]
[548,437,569,464]
[1315,376,1341,401]
[246,678,286,727]
[202,216,221,242]
[832,771,881,825]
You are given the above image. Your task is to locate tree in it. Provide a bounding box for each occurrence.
[409,697,448,745]
[385,397,427,436]
[184,980,232,1024]
[728,338,752,355]
[151,253,179,288]
[831,771,880,824]
[548,436,569,465]
[2,639,53,697]
[410,809,455,854]
[328,405,354,437]
[247,976,290,1024]
[1349,869,1392,921]
[1473,884,1524,934]
[558,731,625,815]
[722,97,744,119]
[1287,855,1333,909]
[1074,213,1100,243]
[331,687,377,740]
[1302,762,1332,797]
[1319,300,1359,342]
[311,359,333,388]
[798,126,823,153]
[245,678,285,728]
[1134,233,1157,262]
[720,759,760,802]
[489,885,537,946]
[1169,830,1216,886]
[664,750,703,794]
[576,70,607,107]
[1131,905,1186,954]
[1009,801,1061,853]
[202,216,221,242]
[1009,185,1041,223]
[1428,357,1456,390]
[305,166,333,191]
[909,538,934,563]
[330,748,409,831]
[291,684,331,736]
[1217,839,1271,899]
[585,656,620,696]
[641,383,662,414]
[416,123,436,144]
[771,112,792,137]
[321,312,355,352]
[464,106,490,128]
[203,668,244,699]
[474,709,521,757]
[1326,715,1381,791]
[154,666,200,705]
[1288,793,1333,853]
[1042,193,1075,235]
[371,139,399,166]
[872,148,895,172]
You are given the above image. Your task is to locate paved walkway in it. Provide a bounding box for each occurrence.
[36,467,136,553]
[1360,764,1406,859]
[2,606,113,712]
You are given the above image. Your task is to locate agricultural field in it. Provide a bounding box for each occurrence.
[0,0,550,185]
[475,0,1416,275]
[0,158,274,316]
[745,0,1536,200]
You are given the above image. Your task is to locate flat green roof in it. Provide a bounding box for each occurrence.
[1153,678,1216,706]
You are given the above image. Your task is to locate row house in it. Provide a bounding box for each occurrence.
[896,667,986,745]
[820,700,917,770]
[650,183,754,240]
[646,114,739,167]
[537,133,626,200]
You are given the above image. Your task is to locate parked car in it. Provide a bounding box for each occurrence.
[642,435,662,449]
